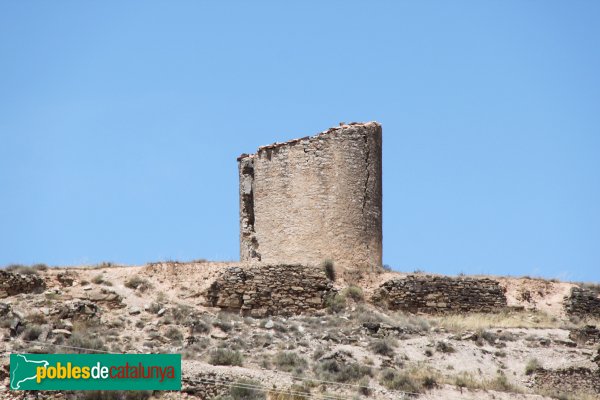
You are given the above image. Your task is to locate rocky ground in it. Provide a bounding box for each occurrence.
[1,262,599,400]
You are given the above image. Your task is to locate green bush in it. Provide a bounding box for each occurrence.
[208,348,243,366]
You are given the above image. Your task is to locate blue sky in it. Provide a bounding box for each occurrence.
[1,2,598,282]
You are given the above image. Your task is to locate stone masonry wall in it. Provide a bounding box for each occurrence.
[374,275,507,313]
[0,270,46,298]
[204,264,335,317]
[564,287,600,317]
[534,367,600,396]
[238,122,383,272]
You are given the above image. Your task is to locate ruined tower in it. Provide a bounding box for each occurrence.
[238,122,382,271]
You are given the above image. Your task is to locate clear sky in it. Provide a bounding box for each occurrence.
[1,2,598,282]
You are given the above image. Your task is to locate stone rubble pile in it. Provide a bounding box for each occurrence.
[373,275,507,313]
[0,270,46,298]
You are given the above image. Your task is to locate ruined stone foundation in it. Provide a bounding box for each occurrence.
[238,122,382,272]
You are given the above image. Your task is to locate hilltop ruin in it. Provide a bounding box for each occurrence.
[238,122,383,272]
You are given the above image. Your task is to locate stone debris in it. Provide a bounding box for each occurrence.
[0,270,46,298]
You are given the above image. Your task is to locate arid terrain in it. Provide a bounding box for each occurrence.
[1,262,599,400]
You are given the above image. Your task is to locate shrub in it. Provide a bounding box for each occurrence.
[268,383,311,400]
[369,338,396,357]
[124,276,151,291]
[314,360,372,383]
[357,376,372,396]
[325,293,346,313]
[66,333,106,353]
[22,325,42,341]
[525,358,541,375]
[5,264,38,275]
[209,348,243,366]
[342,286,364,302]
[33,264,48,271]
[435,341,456,354]
[274,352,308,373]
[170,304,192,323]
[190,319,210,334]
[228,379,266,400]
[165,327,183,341]
[322,260,335,281]
[92,275,105,284]
[26,312,47,325]
[379,369,422,393]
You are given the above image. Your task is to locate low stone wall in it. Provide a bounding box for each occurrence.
[204,264,334,317]
[564,287,600,317]
[569,325,600,345]
[182,372,232,399]
[0,270,46,298]
[534,367,600,395]
[374,275,507,313]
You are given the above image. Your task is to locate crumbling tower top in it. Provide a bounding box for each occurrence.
[238,122,382,272]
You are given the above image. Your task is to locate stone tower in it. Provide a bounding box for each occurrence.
[238,122,382,271]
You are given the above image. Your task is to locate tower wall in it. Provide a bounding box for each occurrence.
[238,122,382,271]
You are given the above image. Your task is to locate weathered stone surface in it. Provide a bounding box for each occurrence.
[534,367,600,395]
[51,300,99,320]
[0,270,45,297]
[205,264,335,317]
[564,287,600,317]
[374,275,507,314]
[238,122,383,272]
[56,272,75,287]
[569,325,600,345]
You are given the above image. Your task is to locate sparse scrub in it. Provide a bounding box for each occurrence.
[5,264,38,275]
[322,260,335,281]
[124,276,151,292]
[66,333,106,353]
[227,379,266,400]
[268,383,311,400]
[314,360,372,383]
[342,285,364,302]
[165,326,183,341]
[274,351,308,373]
[435,341,456,353]
[26,312,47,325]
[209,348,243,366]
[525,358,541,375]
[369,338,397,357]
[325,293,347,313]
[22,325,42,341]
[379,369,422,393]
[92,274,105,284]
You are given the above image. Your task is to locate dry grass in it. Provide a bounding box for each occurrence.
[432,310,560,331]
